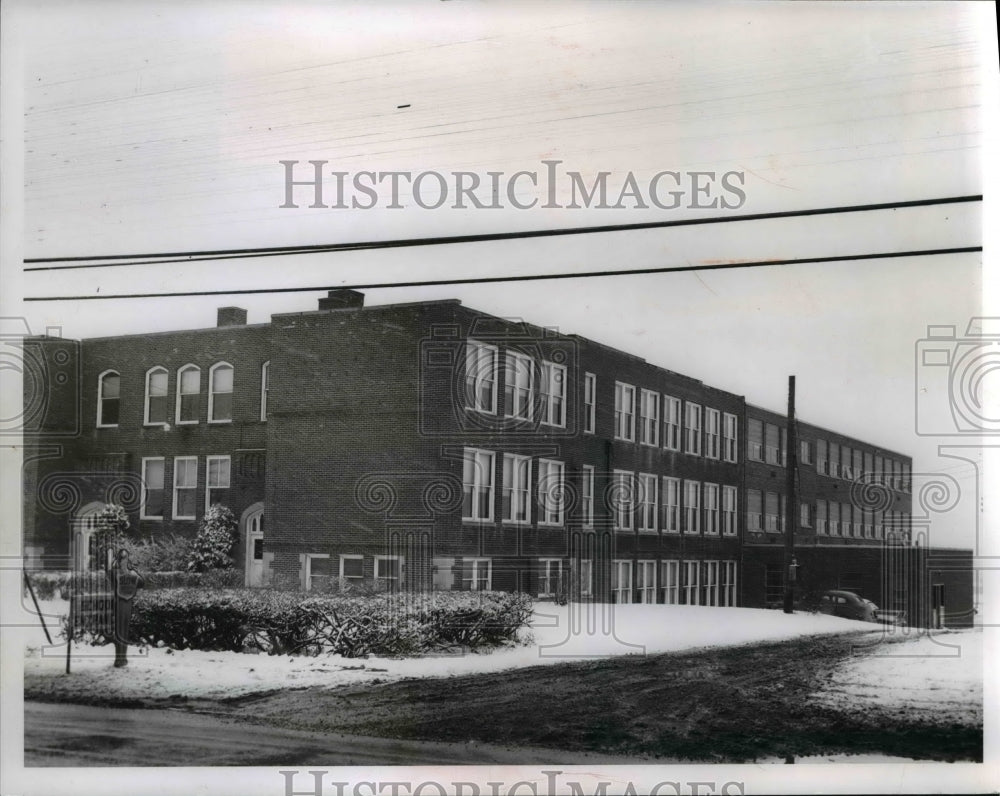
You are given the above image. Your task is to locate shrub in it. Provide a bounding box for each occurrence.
[119,534,193,572]
[186,505,238,572]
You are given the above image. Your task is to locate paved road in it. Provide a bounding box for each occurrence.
[24,701,635,767]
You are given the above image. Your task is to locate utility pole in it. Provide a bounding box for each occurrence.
[783,375,798,614]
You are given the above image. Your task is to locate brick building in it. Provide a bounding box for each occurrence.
[20,290,972,624]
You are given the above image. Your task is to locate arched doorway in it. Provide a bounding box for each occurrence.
[72,502,107,572]
[243,504,265,587]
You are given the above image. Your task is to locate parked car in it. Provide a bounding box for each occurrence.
[816,590,878,623]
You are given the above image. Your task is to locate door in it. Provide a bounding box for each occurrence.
[72,504,105,572]
[244,509,265,587]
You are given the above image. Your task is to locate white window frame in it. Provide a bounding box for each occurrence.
[684,479,701,534]
[764,491,780,532]
[537,458,565,526]
[637,560,657,604]
[817,439,829,475]
[205,454,231,513]
[304,553,332,592]
[612,470,633,531]
[640,389,659,446]
[663,395,682,451]
[816,500,828,534]
[723,412,738,462]
[143,366,169,426]
[375,555,403,586]
[540,360,566,427]
[704,560,720,607]
[764,423,782,466]
[747,419,764,462]
[96,369,121,428]
[614,382,636,441]
[502,453,532,525]
[172,456,198,520]
[462,558,492,591]
[705,408,721,459]
[208,361,234,424]
[663,477,680,533]
[578,559,593,597]
[637,472,658,533]
[140,456,165,520]
[747,488,762,531]
[465,340,498,415]
[462,448,496,522]
[800,439,812,465]
[339,554,364,586]
[504,349,534,420]
[538,558,563,598]
[722,561,737,607]
[684,560,700,605]
[175,364,201,425]
[722,485,738,536]
[612,559,632,604]
[583,372,596,434]
[661,560,680,604]
[260,361,270,421]
[800,501,812,528]
[581,465,595,529]
[704,483,720,535]
[685,402,702,456]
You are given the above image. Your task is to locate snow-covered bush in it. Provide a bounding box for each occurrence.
[119,534,193,572]
[186,505,238,572]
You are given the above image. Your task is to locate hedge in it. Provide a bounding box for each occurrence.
[25,569,245,600]
[126,588,534,657]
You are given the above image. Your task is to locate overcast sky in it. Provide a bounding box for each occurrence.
[3,1,997,551]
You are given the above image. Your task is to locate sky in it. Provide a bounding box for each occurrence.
[3,1,997,554]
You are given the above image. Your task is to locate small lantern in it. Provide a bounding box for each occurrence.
[789,556,799,583]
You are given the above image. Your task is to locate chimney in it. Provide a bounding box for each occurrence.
[318,289,365,311]
[217,307,248,327]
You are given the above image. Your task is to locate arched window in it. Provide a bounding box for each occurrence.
[97,370,120,428]
[175,364,200,424]
[260,361,269,421]
[144,367,169,425]
[209,362,234,423]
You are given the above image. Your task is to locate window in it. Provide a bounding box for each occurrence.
[817,439,828,475]
[537,459,565,525]
[684,561,700,605]
[829,501,840,536]
[722,485,737,535]
[640,389,659,446]
[816,500,827,534]
[704,483,720,534]
[97,370,120,428]
[684,480,701,533]
[845,503,858,538]
[209,362,234,423]
[703,561,720,606]
[829,443,840,479]
[144,367,168,425]
[638,473,657,532]
[577,559,593,597]
[800,502,812,528]
[502,453,531,524]
[583,372,596,434]
[764,491,779,532]
[799,439,812,465]
[723,412,738,462]
[902,461,911,492]
[663,477,680,533]
[581,466,595,529]
[540,360,566,426]
[841,446,853,480]
[764,423,782,465]
[637,560,656,604]
[140,457,165,519]
[504,350,534,420]
[705,408,720,459]
[661,560,680,604]
[663,395,681,451]
[462,448,495,521]
[612,560,632,604]
[685,403,702,455]
[722,561,737,607]
[172,457,198,520]
[462,558,492,591]
[747,489,762,531]
[864,451,874,481]
[206,455,231,513]
[340,554,364,586]
[466,340,498,414]
[874,455,884,485]
[260,361,269,421]
[176,365,200,424]
[375,556,403,588]
[853,449,863,481]
[612,470,633,531]
[747,418,764,461]
[305,554,332,592]
[614,382,636,441]
[539,559,563,598]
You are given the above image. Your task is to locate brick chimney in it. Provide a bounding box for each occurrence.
[217,307,248,327]
[318,289,365,311]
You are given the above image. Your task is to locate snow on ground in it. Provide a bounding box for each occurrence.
[811,629,983,725]
[23,600,885,701]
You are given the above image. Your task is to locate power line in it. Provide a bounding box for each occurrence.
[23,194,981,270]
[25,245,981,302]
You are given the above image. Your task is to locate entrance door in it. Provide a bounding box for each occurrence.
[72,504,104,572]
[244,509,265,587]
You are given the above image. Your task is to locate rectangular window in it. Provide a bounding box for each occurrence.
[853,449,863,481]
[339,554,364,585]
[663,395,682,451]
[539,559,563,598]
[800,501,812,528]
[462,558,492,591]
[722,561,737,607]
[172,456,197,520]
[684,560,700,605]
[636,560,657,604]
[305,554,332,592]
[829,443,840,479]
[845,503,857,538]
[537,459,565,525]
[612,470,633,530]
[747,488,762,531]
[462,448,495,521]
[685,403,702,455]
[583,372,596,434]
[703,561,720,606]
[504,350,533,420]
[140,457,165,519]
[260,362,269,421]
[581,465,594,529]
[723,412,738,462]
[466,340,498,414]
[704,483,720,534]
[375,556,403,588]
[661,560,680,604]
[705,408,721,459]
[829,501,840,536]
[612,560,632,604]
[816,500,828,534]
[764,491,779,532]
[640,389,659,446]
[799,439,812,465]
[722,485,737,535]
[841,446,852,479]
[817,439,828,475]
[578,559,593,597]
[638,473,657,532]
[875,455,884,485]
[614,382,636,441]
[206,455,231,513]
[502,453,531,524]
[765,423,782,465]
[684,479,701,534]
[748,418,764,461]
[864,451,874,481]
[663,477,680,533]
[540,360,566,427]
[902,461,911,492]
